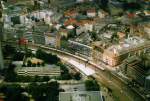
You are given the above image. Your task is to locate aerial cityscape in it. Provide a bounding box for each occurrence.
[0,0,149,101]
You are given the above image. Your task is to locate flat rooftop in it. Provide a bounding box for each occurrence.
[59,91,103,101]
[105,36,150,56]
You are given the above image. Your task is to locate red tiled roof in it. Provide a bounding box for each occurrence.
[87,9,96,13]
[64,10,78,17]
[64,18,77,26]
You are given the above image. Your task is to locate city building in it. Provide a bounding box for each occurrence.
[87,9,96,17]
[68,40,92,59]
[31,24,50,45]
[45,32,61,48]
[121,55,150,91]
[59,28,68,38]
[16,65,61,77]
[97,10,108,19]
[64,10,79,18]
[92,41,110,63]
[59,91,103,101]
[102,37,150,66]
[76,20,94,35]
[23,32,34,43]
[144,10,150,16]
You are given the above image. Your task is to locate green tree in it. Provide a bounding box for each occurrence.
[57,62,72,80]
[27,60,32,67]
[90,31,97,41]
[25,49,33,58]
[2,45,16,57]
[42,76,50,82]
[3,64,17,82]
[111,33,119,44]
[85,79,100,91]
[32,63,36,67]
[36,49,60,64]
[73,72,81,80]
[0,84,29,101]
[37,62,41,67]
[27,81,59,101]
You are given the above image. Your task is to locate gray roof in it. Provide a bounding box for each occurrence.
[59,91,103,101]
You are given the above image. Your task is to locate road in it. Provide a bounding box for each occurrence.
[2,42,145,101]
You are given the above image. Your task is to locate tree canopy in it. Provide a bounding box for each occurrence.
[36,49,60,64]
[85,79,100,91]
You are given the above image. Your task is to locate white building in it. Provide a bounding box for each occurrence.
[102,37,150,66]
[30,10,53,23]
[87,9,96,17]
[98,10,107,18]
[76,24,93,35]
[45,32,56,46]
[59,91,103,101]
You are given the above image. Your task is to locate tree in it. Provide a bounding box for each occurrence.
[3,64,17,82]
[34,75,42,82]
[37,62,41,67]
[13,52,25,61]
[27,83,44,101]
[27,81,59,101]
[34,0,40,10]
[36,49,60,64]
[41,62,45,66]
[73,72,81,80]
[90,31,97,41]
[57,62,72,80]
[25,49,33,58]
[85,79,100,91]
[101,0,109,10]
[45,81,59,101]
[42,76,50,82]
[27,60,32,67]
[111,33,119,44]
[2,45,16,57]
[32,63,36,67]
[0,84,29,101]
[123,1,142,11]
